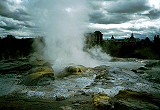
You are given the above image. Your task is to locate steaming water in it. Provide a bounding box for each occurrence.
[0,77,16,96]
[1,60,160,99]
[0,1,160,99]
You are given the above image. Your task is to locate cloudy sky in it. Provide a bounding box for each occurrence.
[0,0,160,40]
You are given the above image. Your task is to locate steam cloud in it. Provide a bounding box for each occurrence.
[27,0,111,74]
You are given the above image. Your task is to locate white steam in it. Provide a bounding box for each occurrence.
[27,0,111,74]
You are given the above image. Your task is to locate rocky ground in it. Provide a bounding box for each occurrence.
[0,56,160,110]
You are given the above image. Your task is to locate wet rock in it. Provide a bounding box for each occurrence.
[149,77,160,83]
[20,66,55,86]
[114,99,159,110]
[74,103,80,106]
[29,67,40,74]
[105,77,111,80]
[113,89,160,110]
[37,77,52,86]
[0,62,32,74]
[58,65,87,78]
[4,91,26,101]
[145,61,160,68]
[131,69,137,73]
[95,74,103,79]
[136,70,144,74]
[0,58,51,76]
[95,68,109,80]
[93,65,109,72]
[140,73,150,78]
[57,106,73,110]
[80,100,89,104]
[43,62,52,66]
[84,86,90,89]
[138,66,150,70]
[81,91,87,95]
[29,60,49,67]
[72,100,89,105]
[110,58,137,62]
[110,58,126,62]
[81,92,90,96]
[92,92,112,109]
[56,96,66,101]
[29,64,54,74]
[36,66,53,72]
[17,57,29,62]
[68,66,84,75]
[18,64,32,71]
[16,75,22,79]
[3,59,17,63]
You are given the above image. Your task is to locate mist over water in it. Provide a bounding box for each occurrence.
[28,0,111,74]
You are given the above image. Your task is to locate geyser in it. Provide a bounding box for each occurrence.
[28,0,111,74]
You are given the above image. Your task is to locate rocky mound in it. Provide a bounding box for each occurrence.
[92,89,160,110]
[113,89,160,110]
[1,57,160,110]
[0,56,56,86]
[20,66,55,86]
[92,92,112,109]
[57,65,87,78]
[131,60,160,84]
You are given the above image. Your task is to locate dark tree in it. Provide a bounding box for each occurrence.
[4,35,16,39]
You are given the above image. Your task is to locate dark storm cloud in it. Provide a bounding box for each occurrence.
[90,0,150,13]
[88,0,160,40]
[0,16,35,31]
[89,12,131,24]
[0,26,19,30]
[143,9,160,19]
[0,1,6,10]
[106,0,150,13]
[0,17,21,30]
[0,0,29,21]
[0,0,159,39]
[0,22,35,31]
[0,0,35,35]
[89,0,151,25]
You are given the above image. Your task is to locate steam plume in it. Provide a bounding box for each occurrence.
[27,0,111,74]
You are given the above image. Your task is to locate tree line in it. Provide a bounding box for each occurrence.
[102,35,160,59]
[1,34,160,60]
[0,35,45,60]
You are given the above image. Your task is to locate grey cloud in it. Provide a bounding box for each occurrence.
[0,11,30,21]
[89,12,131,24]
[0,0,48,37]
[89,0,150,25]
[106,0,150,13]
[102,26,159,40]
[0,16,35,31]
[0,1,6,10]
[0,0,159,40]
[0,17,21,30]
[143,9,160,19]
[0,26,19,30]
[0,0,29,21]
[90,0,118,10]
[127,27,147,32]
[127,26,159,39]
[127,26,159,33]
[90,0,150,14]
